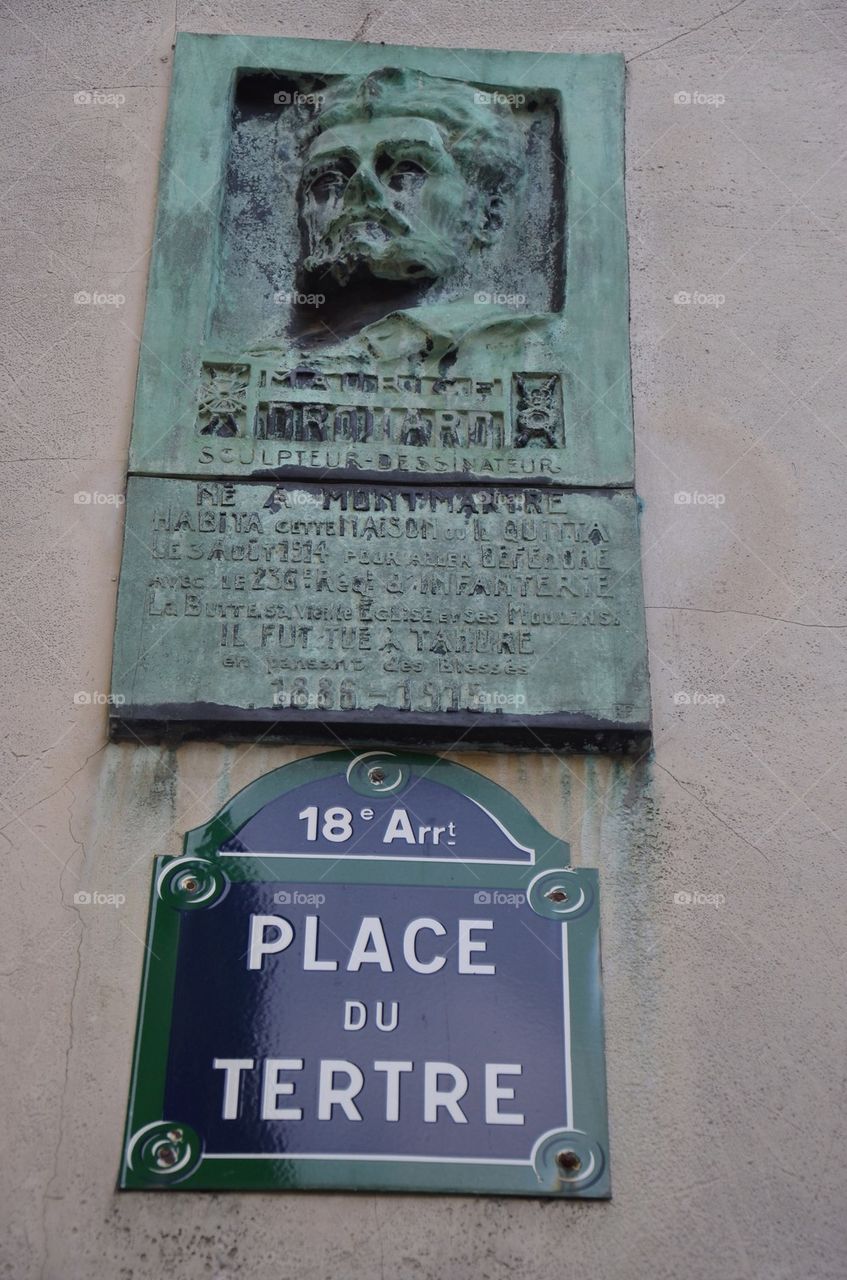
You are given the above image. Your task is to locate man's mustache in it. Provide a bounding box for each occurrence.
[319,207,411,243]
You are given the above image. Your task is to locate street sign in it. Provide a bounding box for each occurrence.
[120,751,610,1197]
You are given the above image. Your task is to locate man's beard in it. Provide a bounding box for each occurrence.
[304,209,460,287]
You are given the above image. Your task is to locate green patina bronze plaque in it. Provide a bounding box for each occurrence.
[127,35,632,487]
[120,750,611,1197]
[110,33,649,748]
[110,477,649,748]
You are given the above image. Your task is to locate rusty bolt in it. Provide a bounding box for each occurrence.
[179,875,199,894]
[155,1144,179,1169]
[368,767,386,784]
[555,1149,582,1174]
[546,888,569,904]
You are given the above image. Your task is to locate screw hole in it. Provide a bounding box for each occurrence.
[179,875,199,894]
[555,1149,581,1173]
[546,888,568,904]
[368,767,386,784]
[155,1145,179,1168]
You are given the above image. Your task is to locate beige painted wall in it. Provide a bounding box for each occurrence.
[2,1,846,1276]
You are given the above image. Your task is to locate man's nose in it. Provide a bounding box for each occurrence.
[344,164,386,206]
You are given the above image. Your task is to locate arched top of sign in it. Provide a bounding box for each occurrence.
[183,750,569,866]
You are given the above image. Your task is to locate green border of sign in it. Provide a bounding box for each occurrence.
[119,750,611,1197]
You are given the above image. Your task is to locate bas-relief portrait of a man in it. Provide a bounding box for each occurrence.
[301,67,522,287]
[251,67,555,370]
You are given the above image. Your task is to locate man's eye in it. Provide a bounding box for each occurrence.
[310,170,348,200]
[386,160,426,192]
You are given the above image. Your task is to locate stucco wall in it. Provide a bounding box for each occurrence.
[2,2,846,1277]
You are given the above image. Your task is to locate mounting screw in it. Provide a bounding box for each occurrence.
[368,767,386,784]
[555,1149,582,1174]
[155,1144,179,1169]
[546,888,568,904]
[178,875,199,894]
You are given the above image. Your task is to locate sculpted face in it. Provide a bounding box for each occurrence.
[301,116,497,287]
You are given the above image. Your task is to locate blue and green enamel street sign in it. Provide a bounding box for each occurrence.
[120,751,610,1197]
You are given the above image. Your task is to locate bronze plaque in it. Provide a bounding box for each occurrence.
[111,478,648,748]
[110,35,649,750]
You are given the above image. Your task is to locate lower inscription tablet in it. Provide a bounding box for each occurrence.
[110,477,650,750]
